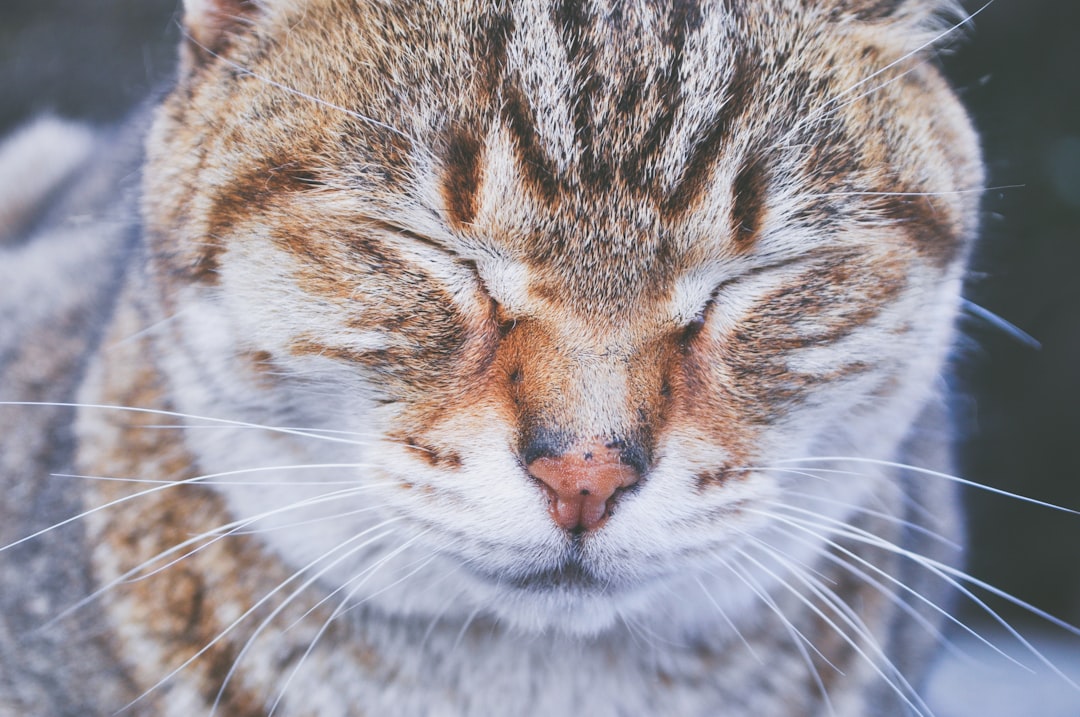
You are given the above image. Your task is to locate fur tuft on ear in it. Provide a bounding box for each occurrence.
[832,0,965,22]
[824,0,973,54]
[182,0,261,59]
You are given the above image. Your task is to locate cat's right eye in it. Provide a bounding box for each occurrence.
[680,298,715,347]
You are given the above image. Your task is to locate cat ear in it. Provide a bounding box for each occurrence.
[834,0,969,51]
[835,0,960,21]
[181,0,262,61]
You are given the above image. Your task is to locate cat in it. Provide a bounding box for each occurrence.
[0,0,1062,715]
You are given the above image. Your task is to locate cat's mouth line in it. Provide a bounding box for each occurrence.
[460,540,713,595]
[500,555,607,592]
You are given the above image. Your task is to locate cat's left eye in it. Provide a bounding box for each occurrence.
[492,298,518,337]
[679,275,743,346]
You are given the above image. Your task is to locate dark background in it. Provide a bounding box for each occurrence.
[1,1,1077,626]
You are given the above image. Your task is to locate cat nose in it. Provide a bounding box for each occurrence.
[526,440,642,532]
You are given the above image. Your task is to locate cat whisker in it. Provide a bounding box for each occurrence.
[43,481,399,631]
[727,465,832,483]
[623,604,697,653]
[51,470,376,487]
[844,8,981,104]
[419,581,471,652]
[122,520,405,716]
[266,533,435,717]
[616,611,651,651]
[762,488,962,551]
[130,422,387,443]
[288,540,437,632]
[755,508,1004,667]
[1,464,389,554]
[751,463,944,527]
[229,503,393,536]
[811,61,934,131]
[719,557,839,717]
[109,309,188,347]
[615,592,687,651]
[960,298,1042,349]
[804,186,1020,200]
[737,541,932,716]
[693,574,762,663]
[42,517,250,630]
[100,416,441,460]
[451,605,484,655]
[749,506,1080,692]
[771,457,1080,516]
[824,2,988,107]
[774,3,990,158]
[209,526,410,716]
[0,401,377,446]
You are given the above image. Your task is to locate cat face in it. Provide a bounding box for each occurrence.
[141,0,981,635]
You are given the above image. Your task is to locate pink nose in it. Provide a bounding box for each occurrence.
[527,441,641,532]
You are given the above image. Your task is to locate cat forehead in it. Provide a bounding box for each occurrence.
[166,0,976,312]
[329,2,847,308]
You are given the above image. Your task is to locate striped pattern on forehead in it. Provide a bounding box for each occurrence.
[488,1,759,213]
[432,0,766,314]
[148,0,979,317]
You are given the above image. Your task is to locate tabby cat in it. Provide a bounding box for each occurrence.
[0,0,1010,714]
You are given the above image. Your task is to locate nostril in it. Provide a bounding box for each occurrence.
[526,440,642,533]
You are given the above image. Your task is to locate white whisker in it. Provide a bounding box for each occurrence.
[961,299,1042,349]
[805,185,1021,200]
[747,507,1080,692]
[419,582,470,651]
[2,464,389,555]
[767,489,961,550]
[694,574,761,663]
[287,544,435,631]
[123,520,403,715]
[130,423,389,444]
[42,481,396,628]
[266,533,434,717]
[737,542,931,716]
[229,503,393,536]
[110,309,188,347]
[756,506,1017,668]
[208,528,408,715]
[772,457,1079,516]
[51,470,374,487]
[452,605,483,654]
[0,401,375,446]
[721,557,839,717]
[797,2,992,126]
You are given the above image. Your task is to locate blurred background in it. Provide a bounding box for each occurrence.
[940,0,1080,630]
[1,0,1077,698]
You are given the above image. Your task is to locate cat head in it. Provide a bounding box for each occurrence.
[141,0,981,635]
